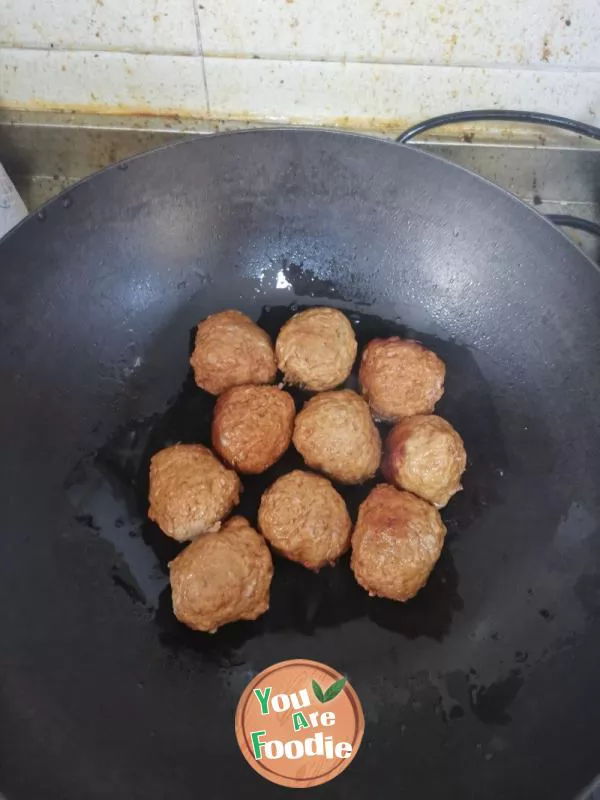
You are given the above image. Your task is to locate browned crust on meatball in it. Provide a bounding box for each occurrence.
[258,470,352,570]
[190,309,276,396]
[275,307,358,391]
[359,337,445,421]
[148,444,241,541]
[382,415,466,508]
[169,516,273,632]
[212,385,295,474]
[351,484,446,601]
[292,389,381,484]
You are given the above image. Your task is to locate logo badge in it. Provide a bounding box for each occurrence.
[235,659,364,788]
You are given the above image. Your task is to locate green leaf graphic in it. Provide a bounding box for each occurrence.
[323,677,347,703]
[312,679,325,703]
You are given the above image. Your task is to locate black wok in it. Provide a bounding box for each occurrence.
[0,129,599,800]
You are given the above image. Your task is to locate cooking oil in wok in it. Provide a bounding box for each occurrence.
[66,303,506,659]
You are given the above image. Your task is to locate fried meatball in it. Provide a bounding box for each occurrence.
[148,444,241,541]
[190,309,276,395]
[212,385,295,474]
[382,415,466,508]
[258,470,351,570]
[293,389,381,484]
[275,307,357,391]
[359,337,445,421]
[351,484,446,602]
[169,516,273,632]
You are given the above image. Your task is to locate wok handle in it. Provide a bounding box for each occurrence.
[545,214,600,239]
[396,110,600,144]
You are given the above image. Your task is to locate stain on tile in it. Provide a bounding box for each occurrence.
[541,35,552,62]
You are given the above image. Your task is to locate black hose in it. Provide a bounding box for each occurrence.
[396,110,600,144]
[545,214,600,238]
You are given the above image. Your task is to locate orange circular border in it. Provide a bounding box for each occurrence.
[235,659,365,788]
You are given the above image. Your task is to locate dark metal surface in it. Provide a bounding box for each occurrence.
[0,129,599,800]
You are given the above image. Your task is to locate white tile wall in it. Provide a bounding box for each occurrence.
[1,0,198,55]
[198,0,597,68]
[1,0,599,131]
[204,58,600,127]
[1,50,207,116]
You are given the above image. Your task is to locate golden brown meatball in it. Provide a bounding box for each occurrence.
[258,470,351,570]
[292,389,381,484]
[359,337,445,421]
[148,444,241,541]
[212,385,295,474]
[190,309,276,395]
[382,415,466,508]
[169,516,273,632]
[351,484,446,602]
[275,307,357,391]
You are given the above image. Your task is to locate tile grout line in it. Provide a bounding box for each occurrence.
[191,2,211,117]
[174,54,600,76]
[1,44,600,76]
